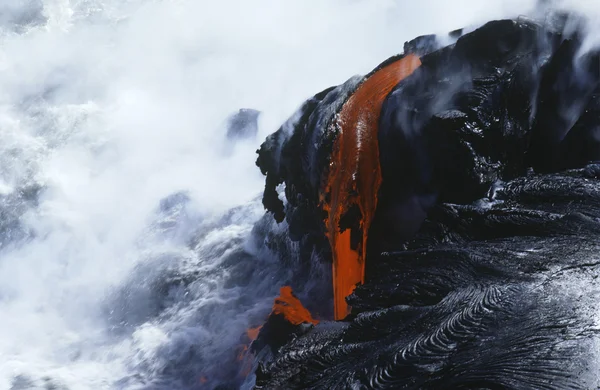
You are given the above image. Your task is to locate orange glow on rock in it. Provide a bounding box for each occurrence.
[235,326,262,376]
[321,54,421,320]
[272,286,319,325]
[237,326,262,363]
[246,325,262,341]
[237,345,249,362]
[237,343,254,377]
[233,288,315,379]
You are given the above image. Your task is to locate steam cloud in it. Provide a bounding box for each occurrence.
[2,0,596,388]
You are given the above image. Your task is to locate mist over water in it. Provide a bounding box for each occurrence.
[0,0,577,388]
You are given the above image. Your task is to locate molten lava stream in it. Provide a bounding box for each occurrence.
[272,286,319,325]
[322,54,421,320]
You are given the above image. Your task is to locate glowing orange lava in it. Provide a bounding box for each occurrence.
[237,326,262,362]
[272,286,319,325]
[235,326,263,379]
[246,325,262,341]
[234,287,315,379]
[321,54,421,320]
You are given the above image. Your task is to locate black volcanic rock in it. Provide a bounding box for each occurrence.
[251,313,314,356]
[255,80,360,263]
[255,165,600,389]
[225,108,260,140]
[254,15,600,390]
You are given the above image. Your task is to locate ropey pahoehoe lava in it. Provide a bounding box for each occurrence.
[253,12,600,390]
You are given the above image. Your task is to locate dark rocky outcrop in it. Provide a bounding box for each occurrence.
[225,108,260,141]
[253,13,600,390]
[255,164,600,389]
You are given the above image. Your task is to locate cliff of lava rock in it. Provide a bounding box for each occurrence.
[253,14,600,389]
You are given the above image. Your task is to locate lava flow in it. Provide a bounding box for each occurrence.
[321,54,421,320]
[235,286,316,379]
[272,286,319,325]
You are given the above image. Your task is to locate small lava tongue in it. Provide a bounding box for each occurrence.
[249,286,318,356]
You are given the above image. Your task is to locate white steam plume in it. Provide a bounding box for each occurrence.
[0,0,572,389]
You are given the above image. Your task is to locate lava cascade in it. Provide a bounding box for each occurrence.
[321,54,421,320]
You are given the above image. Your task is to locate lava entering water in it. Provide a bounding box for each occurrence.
[235,286,316,379]
[272,286,319,325]
[322,54,421,320]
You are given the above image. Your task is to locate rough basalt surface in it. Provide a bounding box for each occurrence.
[254,14,600,390]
